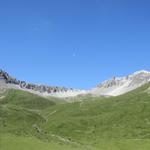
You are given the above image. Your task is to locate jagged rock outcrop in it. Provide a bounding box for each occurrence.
[1,69,150,98]
[0,69,73,94]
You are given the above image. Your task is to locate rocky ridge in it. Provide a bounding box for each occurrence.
[0,69,150,98]
[0,70,74,95]
[91,70,150,96]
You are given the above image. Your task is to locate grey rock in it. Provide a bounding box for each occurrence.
[0,69,72,94]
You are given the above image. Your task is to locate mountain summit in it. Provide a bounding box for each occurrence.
[91,70,150,96]
[0,69,85,97]
[0,69,150,98]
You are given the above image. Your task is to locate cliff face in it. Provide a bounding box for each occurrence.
[0,70,72,94]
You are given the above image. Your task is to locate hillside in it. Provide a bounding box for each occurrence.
[1,83,150,149]
[41,83,150,144]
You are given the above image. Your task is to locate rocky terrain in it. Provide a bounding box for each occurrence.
[0,69,150,98]
[91,70,150,96]
[0,70,83,97]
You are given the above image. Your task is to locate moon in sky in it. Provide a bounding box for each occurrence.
[72,53,76,57]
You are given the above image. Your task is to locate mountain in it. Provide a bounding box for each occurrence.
[90,70,150,96]
[1,69,150,98]
[0,69,86,98]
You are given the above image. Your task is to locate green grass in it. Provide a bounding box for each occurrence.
[1,83,150,149]
[41,83,150,146]
[1,134,150,150]
[0,89,56,136]
[0,89,55,109]
[0,134,89,150]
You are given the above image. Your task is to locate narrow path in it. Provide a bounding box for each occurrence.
[42,110,57,122]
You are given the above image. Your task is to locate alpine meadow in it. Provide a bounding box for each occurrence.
[1,0,150,150]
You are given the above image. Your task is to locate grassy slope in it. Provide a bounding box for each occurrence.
[0,89,89,150]
[1,83,150,149]
[2,134,150,150]
[0,89,55,136]
[0,134,89,150]
[0,89,55,109]
[42,83,150,148]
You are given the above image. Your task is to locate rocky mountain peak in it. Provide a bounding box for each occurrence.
[97,70,150,89]
[91,70,150,96]
[1,69,150,98]
[0,69,74,95]
[132,70,150,75]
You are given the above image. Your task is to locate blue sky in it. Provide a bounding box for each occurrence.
[0,0,150,89]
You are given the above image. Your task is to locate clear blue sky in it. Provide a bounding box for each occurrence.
[0,0,150,89]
